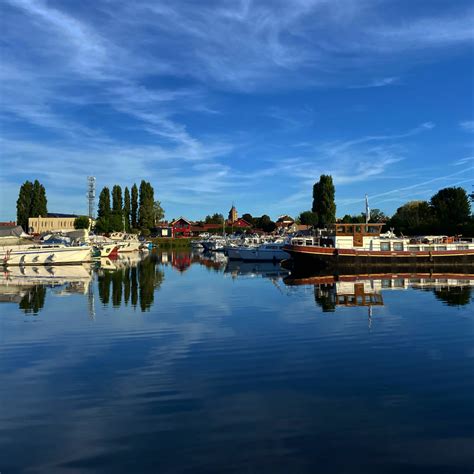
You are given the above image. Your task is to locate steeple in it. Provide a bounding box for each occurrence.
[228,203,238,223]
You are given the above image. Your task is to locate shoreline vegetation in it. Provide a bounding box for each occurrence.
[13,175,474,239]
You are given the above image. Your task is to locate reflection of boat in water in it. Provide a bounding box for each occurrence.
[225,260,289,279]
[0,264,93,287]
[284,272,474,311]
[0,264,95,312]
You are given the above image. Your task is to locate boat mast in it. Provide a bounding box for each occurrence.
[365,194,370,225]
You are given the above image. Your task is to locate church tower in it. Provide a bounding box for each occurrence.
[228,204,238,223]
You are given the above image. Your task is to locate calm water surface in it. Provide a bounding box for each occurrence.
[1,251,473,473]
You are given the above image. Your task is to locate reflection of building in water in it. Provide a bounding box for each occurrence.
[284,273,474,313]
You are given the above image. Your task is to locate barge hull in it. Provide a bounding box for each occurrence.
[285,246,474,272]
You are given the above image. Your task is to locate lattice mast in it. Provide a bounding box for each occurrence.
[87,176,96,219]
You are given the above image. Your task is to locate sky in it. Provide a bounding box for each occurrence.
[0,0,473,222]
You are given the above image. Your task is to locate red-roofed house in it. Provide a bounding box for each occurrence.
[171,217,192,237]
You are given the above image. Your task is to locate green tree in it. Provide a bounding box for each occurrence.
[241,213,254,226]
[16,180,48,232]
[205,213,224,224]
[123,187,131,231]
[131,183,138,229]
[312,175,336,228]
[430,187,471,233]
[138,180,155,230]
[389,201,434,235]
[110,185,124,231]
[96,187,111,233]
[255,215,276,233]
[298,210,318,226]
[74,216,90,229]
[153,200,165,225]
[31,180,47,217]
[16,181,34,231]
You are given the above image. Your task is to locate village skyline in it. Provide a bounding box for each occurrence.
[1,0,473,221]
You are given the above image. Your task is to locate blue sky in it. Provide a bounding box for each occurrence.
[0,0,473,222]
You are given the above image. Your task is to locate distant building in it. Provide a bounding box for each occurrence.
[226,217,251,228]
[228,205,238,223]
[0,221,16,227]
[170,217,192,237]
[28,213,82,234]
[276,215,295,230]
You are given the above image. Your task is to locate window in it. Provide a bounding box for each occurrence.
[393,242,403,251]
[408,246,420,251]
[457,245,469,250]
[436,246,447,251]
[380,242,390,251]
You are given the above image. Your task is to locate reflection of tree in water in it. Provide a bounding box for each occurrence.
[19,285,47,314]
[97,255,164,311]
[314,285,336,312]
[433,286,472,307]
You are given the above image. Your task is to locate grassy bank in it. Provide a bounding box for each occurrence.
[151,237,193,248]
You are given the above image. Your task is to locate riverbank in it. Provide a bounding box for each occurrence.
[151,237,192,249]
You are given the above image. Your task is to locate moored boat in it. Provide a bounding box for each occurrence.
[1,243,93,266]
[239,241,290,262]
[284,223,474,271]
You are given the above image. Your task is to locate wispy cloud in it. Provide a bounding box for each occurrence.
[459,121,474,133]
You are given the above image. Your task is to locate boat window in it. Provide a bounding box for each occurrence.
[408,246,420,251]
[436,246,447,251]
[380,242,390,251]
[393,279,405,287]
[336,226,345,233]
[305,240,313,246]
[355,225,361,233]
[346,226,353,234]
[457,245,469,250]
[393,242,403,251]
[381,279,392,288]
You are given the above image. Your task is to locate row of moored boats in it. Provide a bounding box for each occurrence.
[0,228,152,266]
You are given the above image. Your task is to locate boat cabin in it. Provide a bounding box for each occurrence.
[332,223,384,248]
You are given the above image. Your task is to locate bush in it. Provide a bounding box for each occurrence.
[74,216,90,229]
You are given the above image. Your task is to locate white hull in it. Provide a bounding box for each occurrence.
[239,247,290,262]
[1,244,92,266]
[117,241,142,253]
[98,243,119,257]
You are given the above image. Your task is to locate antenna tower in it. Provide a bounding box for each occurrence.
[87,176,96,219]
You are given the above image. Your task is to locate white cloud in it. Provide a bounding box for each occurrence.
[459,121,474,133]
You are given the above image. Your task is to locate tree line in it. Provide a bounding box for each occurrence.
[95,181,164,235]
[297,174,473,236]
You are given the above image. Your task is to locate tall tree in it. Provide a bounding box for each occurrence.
[430,187,471,233]
[96,187,111,233]
[312,175,336,228]
[112,185,122,213]
[16,180,48,232]
[123,187,131,231]
[31,180,47,217]
[131,183,138,229]
[110,185,124,231]
[16,181,34,231]
[138,180,155,230]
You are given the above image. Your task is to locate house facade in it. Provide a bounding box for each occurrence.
[170,217,192,237]
[28,213,82,234]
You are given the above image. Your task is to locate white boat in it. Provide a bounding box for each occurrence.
[109,232,142,253]
[239,242,290,262]
[1,243,93,266]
